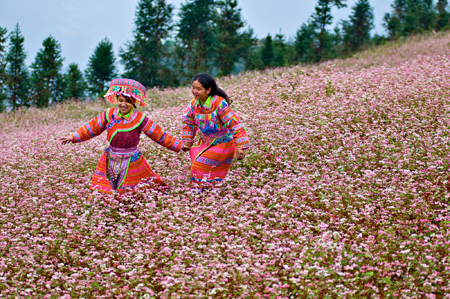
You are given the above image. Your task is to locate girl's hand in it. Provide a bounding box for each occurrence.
[182,141,193,152]
[236,148,245,160]
[60,136,73,145]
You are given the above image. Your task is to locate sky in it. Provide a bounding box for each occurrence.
[1,0,393,72]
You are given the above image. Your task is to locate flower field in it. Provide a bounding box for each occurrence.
[2,33,450,298]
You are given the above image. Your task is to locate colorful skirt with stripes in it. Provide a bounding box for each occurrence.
[189,139,236,191]
[90,145,166,194]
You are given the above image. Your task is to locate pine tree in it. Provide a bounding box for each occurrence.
[371,33,389,46]
[420,0,437,31]
[160,40,183,86]
[30,35,64,108]
[176,0,216,82]
[63,63,87,100]
[0,27,8,112]
[120,0,174,87]
[284,36,299,66]
[403,0,435,35]
[227,27,259,71]
[85,38,117,97]
[312,0,347,59]
[215,0,256,76]
[273,34,287,67]
[328,25,343,59]
[261,34,274,68]
[5,23,29,110]
[342,0,374,54]
[295,20,319,63]
[383,0,436,39]
[243,31,264,71]
[383,0,407,38]
[436,0,450,30]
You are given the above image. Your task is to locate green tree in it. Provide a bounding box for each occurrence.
[261,34,274,68]
[295,20,319,63]
[85,38,117,97]
[215,0,256,76]
[63,63,87,100]
[238,28,261,71]
[312,0,347,58]
[421,0,437,30]
[328,25,343,59]
[371,33,389,46]
[5,23,29,110]
[243,37,264,71]
[383,0,407,38]
[176,0,217,82]
[384,0,436,39]
[284,37,299,66]
[160,40,183,86]
[436,0,450,30]
[342,0,374,54]
[403,0,435,35]
[120,0,174,87]
[273,34,287,67]
[30,35,64,108]
[0,27,8,112]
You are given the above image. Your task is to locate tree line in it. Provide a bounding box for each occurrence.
[0,0,449,111]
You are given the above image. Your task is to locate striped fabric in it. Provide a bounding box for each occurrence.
[181,95,249,190]
[91,150,166,193]
[181,95,250,149]
[143,119,182,152]
[71,108,114,142]
[70,108,182,194]
[106,110,146,143]
[189,139,236,190]
[104,78,149,107]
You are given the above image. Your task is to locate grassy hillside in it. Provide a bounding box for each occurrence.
[1,32,450,297]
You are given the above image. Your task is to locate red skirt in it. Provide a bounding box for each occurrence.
[90,150,165,194]
[189,139,236,188]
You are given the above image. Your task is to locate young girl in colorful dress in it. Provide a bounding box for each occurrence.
[61,78,184,194]
[181,73,249,191]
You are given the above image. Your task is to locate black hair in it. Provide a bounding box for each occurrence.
[193,73,230,104]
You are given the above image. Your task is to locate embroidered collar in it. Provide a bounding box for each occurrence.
[197,96,213,109]
[117,108,134,120]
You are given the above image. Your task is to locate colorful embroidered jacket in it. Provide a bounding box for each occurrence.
[181,95,249,149]
[70,108,183,152]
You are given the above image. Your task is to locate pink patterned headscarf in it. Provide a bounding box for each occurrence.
[104,78,149,107]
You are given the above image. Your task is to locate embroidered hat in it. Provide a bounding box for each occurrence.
[104,78,149,107]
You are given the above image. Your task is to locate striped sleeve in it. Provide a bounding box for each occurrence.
[181,103,198,143]
[143,117,183,153]
[70,110,109,143]
[218,99,250,149]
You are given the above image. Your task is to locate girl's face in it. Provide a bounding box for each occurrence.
[192,80,211,102]
[117,95,135,115]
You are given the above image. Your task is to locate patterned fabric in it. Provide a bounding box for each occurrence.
[143,117,183,152]
[105,110,146,143]
[105,145,139,190]
[91,150,165,193]
[104,78,149,107]
[71,108,114,143]
[181,95,250,148]
[70,108,182,193]
[181,95,249,189]
[189,139,236,190]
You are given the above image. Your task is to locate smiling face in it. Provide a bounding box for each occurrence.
[117,95,135,115]
[192,80,211,103]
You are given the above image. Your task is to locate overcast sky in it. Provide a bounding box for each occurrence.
[1,0,393,72]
